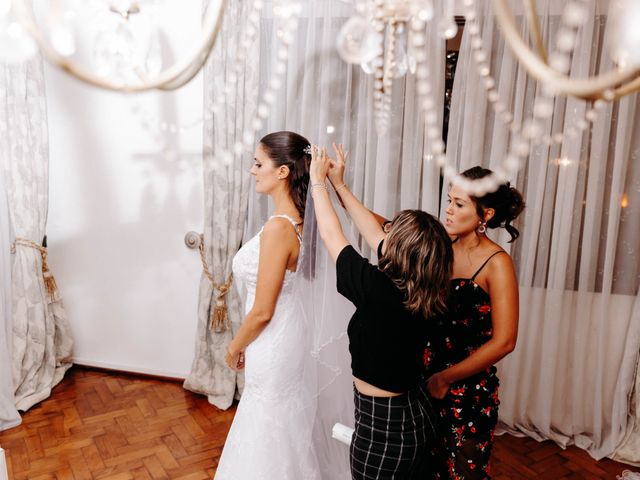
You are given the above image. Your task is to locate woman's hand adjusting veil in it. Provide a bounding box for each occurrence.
[327,143,348,188]
[309,147,349,261]
[309,146,331,184]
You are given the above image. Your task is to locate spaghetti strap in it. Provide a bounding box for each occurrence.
[471,250,506,280]
[268,214,303,243]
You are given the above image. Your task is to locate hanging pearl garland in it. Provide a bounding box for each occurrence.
[373,0,390,135]
[411,12,507,196]
[212,0,301,165]
[210,0,265,127]
[419,0,616,196]
[463,0,608,149]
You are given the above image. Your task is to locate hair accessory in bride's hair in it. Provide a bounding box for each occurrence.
[303,144,318,156]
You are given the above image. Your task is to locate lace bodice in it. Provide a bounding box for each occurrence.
[232,214,302,311]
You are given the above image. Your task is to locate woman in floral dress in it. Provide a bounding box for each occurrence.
[425,166,525,479]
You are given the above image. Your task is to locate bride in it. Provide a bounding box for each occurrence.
[214,131,320,479]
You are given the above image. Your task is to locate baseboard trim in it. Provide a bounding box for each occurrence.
[72,358,188,383]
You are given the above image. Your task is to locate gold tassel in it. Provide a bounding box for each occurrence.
[210,298,228,332]
[199,238,234,333]
[12,238,59,300]
[41,250,59,299]
[209,275,233,332]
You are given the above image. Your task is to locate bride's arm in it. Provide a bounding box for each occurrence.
[225,219,296,369]
[327,144,387,250]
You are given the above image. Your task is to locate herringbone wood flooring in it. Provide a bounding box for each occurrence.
[0,367,633,479]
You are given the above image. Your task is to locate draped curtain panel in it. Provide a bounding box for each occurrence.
[609,103,640,465]
[0,56,73,412]
[445,0,640,461]
[0,173,20,431]
[183,0,258,409]
[614,342,640,465]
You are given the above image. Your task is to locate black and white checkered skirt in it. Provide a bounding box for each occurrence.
[350,384,436,479]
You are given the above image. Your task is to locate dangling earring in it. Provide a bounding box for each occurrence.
[477,221,487,234]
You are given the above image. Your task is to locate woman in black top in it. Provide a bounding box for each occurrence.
[309,145,453,479]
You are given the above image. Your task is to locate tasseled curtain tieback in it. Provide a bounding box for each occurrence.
[10,237,59,299]
[198,236,233,333]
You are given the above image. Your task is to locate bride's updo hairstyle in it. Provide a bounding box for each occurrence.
[259,131,311,218]
[379,210,453,319]
[461,166,526,243]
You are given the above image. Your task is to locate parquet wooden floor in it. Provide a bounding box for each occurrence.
[0,367,635,479]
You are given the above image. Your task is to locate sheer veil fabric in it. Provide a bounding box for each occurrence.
[238,2,446,477]
[297,194,355,479]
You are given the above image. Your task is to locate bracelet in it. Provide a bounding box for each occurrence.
[334,183,347,193]
[311,183,329,194]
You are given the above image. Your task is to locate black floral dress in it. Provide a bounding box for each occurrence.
[424,251,505,480]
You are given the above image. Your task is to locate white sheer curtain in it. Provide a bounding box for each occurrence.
[246,0,446,238]
[446,0,640,461]
[0,174,20,431]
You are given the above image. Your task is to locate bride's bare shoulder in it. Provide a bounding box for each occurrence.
[261,217,298,244]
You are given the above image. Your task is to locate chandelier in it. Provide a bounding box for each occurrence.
[336,0,640,195]
[336,0,459,135]
[492,0,640,101]
[0,0,227,92]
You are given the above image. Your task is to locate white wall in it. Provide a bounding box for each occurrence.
[45,3,205,378]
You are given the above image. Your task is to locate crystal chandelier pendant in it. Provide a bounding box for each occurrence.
[406,35,417,74]
[361,59,375,74]
[389,22,409,78]
[336,15,380,65]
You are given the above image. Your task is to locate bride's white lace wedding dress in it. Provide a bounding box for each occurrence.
[214,214,320,480]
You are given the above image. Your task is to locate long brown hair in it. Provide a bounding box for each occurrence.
[259,131,311,218]
[378,210,453,319]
